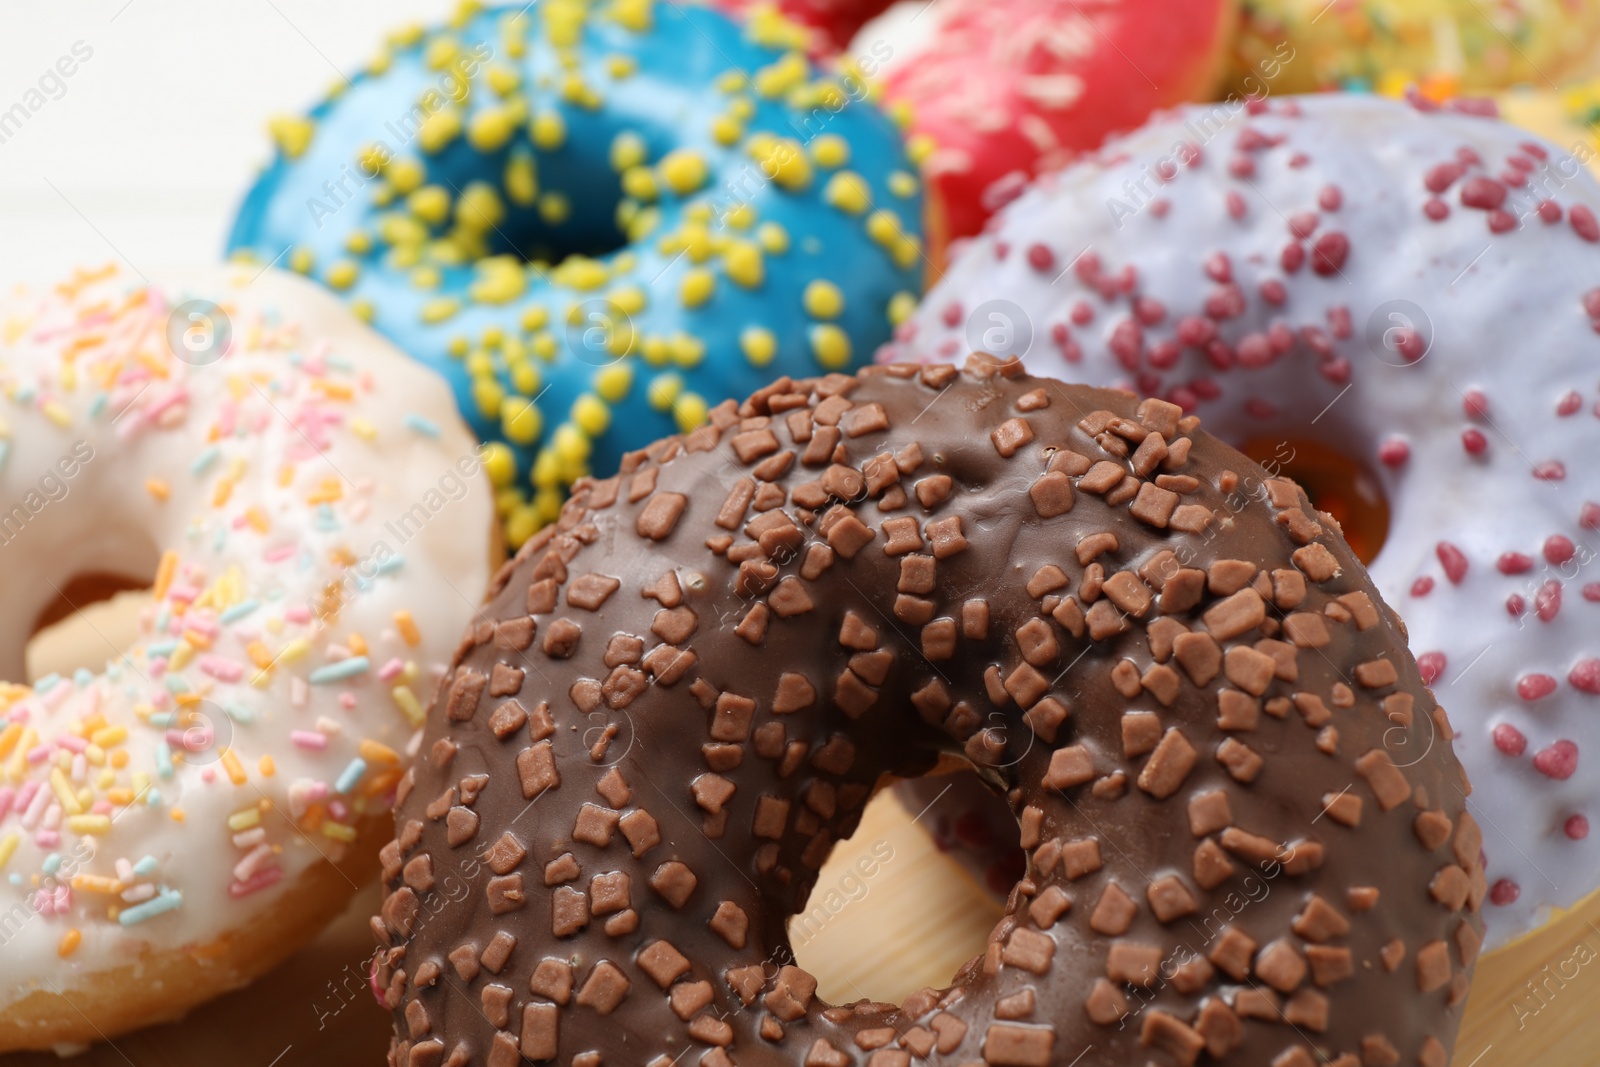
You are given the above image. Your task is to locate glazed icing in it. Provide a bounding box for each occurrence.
[228,0,926,547]
[0,265,493,1012]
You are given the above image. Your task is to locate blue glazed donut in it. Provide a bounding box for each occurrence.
[228,0,926,546]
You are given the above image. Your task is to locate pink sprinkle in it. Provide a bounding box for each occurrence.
[1310,232,1349,275]
[1507,594,1526,617]
[233,843,275,882]
[0,786,13,822]
[1533,739,1579,780]
[1493,723,1527,756]
[291,730,328,750]
[199,656,246,684]
[1558,391,1583,416]
[1411,576,1435,597]
[1583,503,1600,530]
[378,658,405,682]
[340,693,358,710]
[1417,651,1447,685]
[1544,535,1576,565]
[33,830,60,850]
[1423,198,1449,221]
[1565,814,1590,840]
[1570,659,1600,694]
[264,545,296,563]
[1025,244,1054,273]
[1461,429,1487,455]
[1497,552,1534,574]
[228,866,284,899]
[55,735,87,753]
[1436,542,1469,584]
[1571,204,1600,242]
[1585,583,1600,602]
[1462,389,1489,418]
[1517,674,1558,701]
[1460,176,1507,210]
[1378,438,1410,468]
[1535,580,1563,622]
[25,745,50,765]
[1538,200,1563,223]
[285,606,313,624]
[1489,879,1521,906]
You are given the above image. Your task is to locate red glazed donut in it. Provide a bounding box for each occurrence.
[374,361,1481,1067]
[716,0,1239,248]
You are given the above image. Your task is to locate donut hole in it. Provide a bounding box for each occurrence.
[479,157,630,266]
[789,766,1020,1006]
[1239,436,1391,564]
[23,571,155,684]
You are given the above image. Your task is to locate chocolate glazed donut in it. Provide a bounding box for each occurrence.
[373,360,1482,1067]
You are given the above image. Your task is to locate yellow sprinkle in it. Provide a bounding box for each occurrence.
[66,815,111,836]
[347,632,368,658]
[0,833,17,870]
[110,750,130,770]
[170,808,186,823]
[647,373,682,412]
[740,326,777,367]
[753,52,808,98]
[51,768,85,816]
[610,131,647,172]
[670,333,705,368]
[408,186,452,224]
[258,755,275,778]
[228,807,262,832]
[321,821,357,843]
[803,279,845,320]
[0,723,21,761]
[749,135,812,191]
[57,929,82,959]
[145,478,170,502]
[888,170,919,198]
[572,394,611,436]
[268,115,315,159]
[360,739,402,766]
[245,641,275,670]
[893,235,923,270]
[811,134,850,169]
[501,396,543,446]
[673,392,708,434]
[538,192,571,224]
[888,290,917,326]
[866,209,905,247]
[757,221,790,254]
[220,748,247,786]
[723,241,764,289]
[658,149,708,196]
[457,182,507,230]
[594,364,633,403]
[710,115,743,146]
[276,639,310,665]
[43,401,72,428]
[504,153,539,206]
[680,268,715,309]
[486,63,521,96]
[325,260,361,291]
[71,874,122,894]
[824,171,871,215]
[468,107,516,152]
[811,324,852,369]
[421,297,462,324]
[392,686,425,727]
[531,110,567,150]
[388,158,425,194]
[418,109,463,154]
[608,0,654,31]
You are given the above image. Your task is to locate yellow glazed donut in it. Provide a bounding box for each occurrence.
[1229,0,1600,97]
[0,265,496,1051]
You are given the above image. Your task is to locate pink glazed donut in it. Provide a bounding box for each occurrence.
[883,91,1600,951]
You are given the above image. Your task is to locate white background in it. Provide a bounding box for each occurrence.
[0,0,452,291]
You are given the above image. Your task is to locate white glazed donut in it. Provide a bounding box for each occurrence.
[882,92,1600,952]
[0,264,496,1050]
